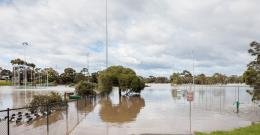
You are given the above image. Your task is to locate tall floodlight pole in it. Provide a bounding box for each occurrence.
[46,68,49,87]
[22,42,29,87]
[12,66,15,86]
[189,50,195,134]
[22,42,28,103]
[192,51,195,86]
[105,0,108,68]
[86,53,90,82]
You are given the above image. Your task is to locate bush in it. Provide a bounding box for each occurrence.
[29,92,63,113]
[75,81,96,96]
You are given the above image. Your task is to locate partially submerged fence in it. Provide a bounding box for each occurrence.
[0,97,97,135]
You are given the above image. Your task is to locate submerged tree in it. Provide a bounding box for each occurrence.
[97,66,145,96]
[75,81,96,96]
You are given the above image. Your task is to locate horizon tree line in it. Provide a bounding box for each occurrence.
[170,70,243,85]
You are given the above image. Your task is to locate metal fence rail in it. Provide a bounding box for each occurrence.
[0,97,96,135]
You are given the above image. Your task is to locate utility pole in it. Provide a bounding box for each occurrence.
[192,50,195,86]
[105,0,108,68]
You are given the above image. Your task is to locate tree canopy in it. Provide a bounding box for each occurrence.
[243,41,260,100]
[97,66,145,95]
[75,81,96,96]
[144,76,170,83]
[170,70,243,85]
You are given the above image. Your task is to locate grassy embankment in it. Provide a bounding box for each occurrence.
[195,124,260,135]
[0,80,12,86]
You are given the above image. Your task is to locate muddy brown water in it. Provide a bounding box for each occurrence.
[0,84,259,135]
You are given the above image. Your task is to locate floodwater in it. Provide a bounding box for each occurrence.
[0,84,259,135]
[0,86,74,110]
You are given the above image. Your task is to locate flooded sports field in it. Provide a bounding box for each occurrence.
[0,84,259,135]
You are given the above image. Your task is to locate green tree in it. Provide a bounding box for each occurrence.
[212,73,227,84]
[60,68,76,84]
[10,58,25,65]
[75,81,96,96]
[181,70,193,84]
[74,73,87,83]
[90,72,98,83]
[195,74,207,84]
[97,66,145,96]
[130,76,145,93]
[243,67,257,85]
[244,41,260,100]
[97,72,113,93]
[170,73,182,85]
[42,68,59,83]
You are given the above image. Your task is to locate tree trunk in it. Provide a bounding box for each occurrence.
[119,88,122,97]
[119,88,122,104]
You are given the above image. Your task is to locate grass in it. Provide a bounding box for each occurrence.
[0,80,12,86]
[195,124,260,135]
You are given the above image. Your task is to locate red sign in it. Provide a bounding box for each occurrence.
[187,91,194,102]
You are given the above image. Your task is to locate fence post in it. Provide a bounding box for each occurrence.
[46,104,49,135]
[84,96,86,106]
[76,99,79,123]
[7,108,10,135]
[76,99,78,108]
[66,100,68,135]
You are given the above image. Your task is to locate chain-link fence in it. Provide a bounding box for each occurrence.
[0,98,95,135]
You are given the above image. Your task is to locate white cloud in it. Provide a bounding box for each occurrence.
[0,0,259,76]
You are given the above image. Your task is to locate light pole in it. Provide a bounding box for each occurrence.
[105,0,108,68]
[189,50,195,134]
[86,53,90,82]
[22,42,28,88]
[46,69,49,87]
[22,42,29,103]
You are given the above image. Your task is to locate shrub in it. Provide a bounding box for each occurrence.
[29,92,64,113]
[75,81,96,96]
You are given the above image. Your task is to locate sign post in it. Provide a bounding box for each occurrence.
[187,91,194,134]
[187,91,194,102]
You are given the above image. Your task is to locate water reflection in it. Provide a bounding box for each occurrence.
[99,95,145,123]
[33,111,65,127]
[171,89,186,100]
[1,85,260,134]
[76,97,97,113]
[171,85,259,120]
[0,86,74,110]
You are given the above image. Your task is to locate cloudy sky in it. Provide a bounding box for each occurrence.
[0,0,259,77]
